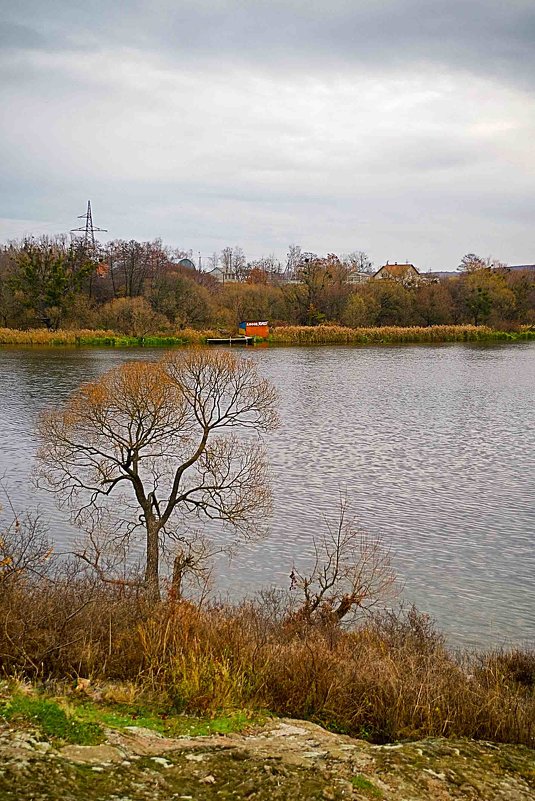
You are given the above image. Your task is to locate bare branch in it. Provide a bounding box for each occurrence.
[289,496,399,626]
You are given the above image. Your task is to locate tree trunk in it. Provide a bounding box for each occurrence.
[144,520,161,602]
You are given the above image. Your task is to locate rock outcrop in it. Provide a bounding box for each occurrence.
[1,717,533,800]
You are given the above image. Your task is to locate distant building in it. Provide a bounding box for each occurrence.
[347,270,371,284]
[207,265,236,283]
[177,257,195,270]
[373,262,422,286]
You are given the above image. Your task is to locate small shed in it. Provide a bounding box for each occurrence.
[238,320,269,338]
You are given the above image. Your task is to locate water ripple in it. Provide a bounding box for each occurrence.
[0,342,533,648]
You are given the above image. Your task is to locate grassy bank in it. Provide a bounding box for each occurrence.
[1,578,533,748]
[0,324,534,347]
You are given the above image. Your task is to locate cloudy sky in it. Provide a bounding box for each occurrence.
[1,0,534,270]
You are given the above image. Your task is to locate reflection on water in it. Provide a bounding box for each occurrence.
[0,342,534,648]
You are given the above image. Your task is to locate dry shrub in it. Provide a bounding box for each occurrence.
[0,573,148,679]
[96,297,170,337]
[0,578,533,747]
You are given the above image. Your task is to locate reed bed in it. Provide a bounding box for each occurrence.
[0,579,533,747]
[0,328,116,345]
[269,324,535,345]
[0,324,533,348]
[0,327,219,347]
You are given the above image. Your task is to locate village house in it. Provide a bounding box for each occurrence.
[373,262,422,286]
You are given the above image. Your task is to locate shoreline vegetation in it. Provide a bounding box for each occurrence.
[1,582,534,749]
[0,323,534,348]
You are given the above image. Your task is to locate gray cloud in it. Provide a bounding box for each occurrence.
[0,1,534,268]
[4,1,535,85]
[0,22,47,50]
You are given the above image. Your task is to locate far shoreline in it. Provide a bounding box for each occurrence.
[1,323,534,349]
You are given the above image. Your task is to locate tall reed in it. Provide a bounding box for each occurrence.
[269,324,535,345]
[0,327,219,347]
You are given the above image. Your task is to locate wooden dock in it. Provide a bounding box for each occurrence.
[205,336,254,346]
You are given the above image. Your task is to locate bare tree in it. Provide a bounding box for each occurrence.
[342,250,374,274]
[37,350,279,602]
[232,247,248,281]
[248,254,282,282]
[289,498,398,626]
[220,247,234,275]
[207,252,220,271]
[0,505,55,585]
[219,246,248,280]
[286,244,302,278]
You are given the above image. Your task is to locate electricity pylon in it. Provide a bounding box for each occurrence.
[70,200,107,251]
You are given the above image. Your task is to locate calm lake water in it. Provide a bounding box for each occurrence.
[0,342,534,648]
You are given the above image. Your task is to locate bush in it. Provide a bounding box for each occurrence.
[96,297,171,337]
[0,577,533,747]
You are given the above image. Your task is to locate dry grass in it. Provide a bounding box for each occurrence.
[0,327,223,346]
[0,328,117,345]
[0,578,533,747]
[269,324,535,345]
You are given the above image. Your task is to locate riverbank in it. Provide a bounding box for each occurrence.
[0,683,533,801]
[0,323,534,347]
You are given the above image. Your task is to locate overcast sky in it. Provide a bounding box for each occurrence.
[1,0,534,270]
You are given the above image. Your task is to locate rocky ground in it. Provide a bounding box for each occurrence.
[0,716,534,801]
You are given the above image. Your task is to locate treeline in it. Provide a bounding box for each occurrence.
[0,237,533,334]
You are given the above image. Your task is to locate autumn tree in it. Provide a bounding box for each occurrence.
[462,269,515,326]
[216,282,285,328]
[37,351,278,601]
[507,269,535,323]
[358,280,413,326]
[97,296,170,336]
[148,270,213,328]
[0,246,20,327]
[10,236,94,329]
[286,253,352,325]
[413,281,453,326]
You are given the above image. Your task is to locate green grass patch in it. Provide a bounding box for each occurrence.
[75,699,262,737]
[350,774,383,796]
[75,335,193,347]
[0,687,263,745]
[0,694,103,745]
